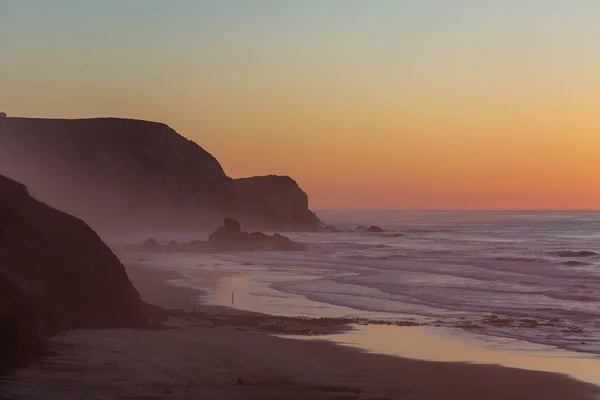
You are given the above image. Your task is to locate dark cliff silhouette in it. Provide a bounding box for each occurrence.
[0,174,145,369]
[0,117,320,232]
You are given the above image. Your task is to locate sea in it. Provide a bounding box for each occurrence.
[128,210,600,358]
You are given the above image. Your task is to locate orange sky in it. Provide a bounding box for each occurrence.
[2,2,600,209]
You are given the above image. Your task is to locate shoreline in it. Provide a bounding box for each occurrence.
[2,263,599,400]
[124,244,600,358]
[129,263,600,387]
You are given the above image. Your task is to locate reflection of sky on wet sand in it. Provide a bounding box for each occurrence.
[295,325,600,387]
[136,256,600,387]
[205,268,350,317]
[194,265,600,387]
[198,265,408,320]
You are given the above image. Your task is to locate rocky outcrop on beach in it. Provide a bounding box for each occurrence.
[0,117,320,231]
[209,218,305,251]
[135,218,305,253]
[355,225,385,233]
[134,218,306,253]
[319,224,343,233]
[137,237,212,253]
[0,174,145,370]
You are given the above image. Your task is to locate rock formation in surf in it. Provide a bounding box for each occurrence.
[355,225,385,233]
[135,218,306,253]
[0,174,145,369]
[0,117,320,232]
[208,218,305,251]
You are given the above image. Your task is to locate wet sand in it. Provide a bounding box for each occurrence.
[1,264,599,400]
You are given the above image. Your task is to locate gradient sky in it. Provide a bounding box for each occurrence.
[2,1,600,209]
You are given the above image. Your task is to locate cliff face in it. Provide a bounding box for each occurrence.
[231,175,319,230]
[0,174,144,368]
[0,117,320,231]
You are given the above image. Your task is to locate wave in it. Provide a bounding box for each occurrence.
[279,278,600,323]
[543,290,600,302]
[491,256,546,263]
[403,228,459,234]
[560,260,592,267]
[345,254,406,261]
[331,242,396,250]
[554,250,598,258]
[379,233,407,238]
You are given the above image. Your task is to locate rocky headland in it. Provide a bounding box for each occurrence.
[0,117,320,232]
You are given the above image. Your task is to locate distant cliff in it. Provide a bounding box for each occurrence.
[0,174,145,369]
[0,117,320,231]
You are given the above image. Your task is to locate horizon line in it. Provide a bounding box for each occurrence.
[314,209,600,212]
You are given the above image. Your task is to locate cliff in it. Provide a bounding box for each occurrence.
[0,174,145,369]
[0,117,320,231]
[230,175,318,230]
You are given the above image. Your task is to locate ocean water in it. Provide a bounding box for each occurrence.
[130,211,600,355]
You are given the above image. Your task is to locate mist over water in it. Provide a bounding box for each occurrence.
[146,211,600,355]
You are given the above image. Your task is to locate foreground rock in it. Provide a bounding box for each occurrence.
[0,174,145,370]
[0,117,320,231]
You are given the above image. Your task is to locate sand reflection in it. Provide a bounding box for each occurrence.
[315,325,600,386]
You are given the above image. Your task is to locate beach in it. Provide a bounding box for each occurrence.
[4,1,600,397]
[1,263,599,400]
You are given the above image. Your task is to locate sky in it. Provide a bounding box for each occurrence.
[1,1,600,210]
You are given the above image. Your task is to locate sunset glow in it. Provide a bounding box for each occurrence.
[2,1,600,209]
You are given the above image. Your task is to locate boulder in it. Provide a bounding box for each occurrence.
[354,225,385,233]
[223,217,242,233]
[319,224,342,233]
[141,238,161,252]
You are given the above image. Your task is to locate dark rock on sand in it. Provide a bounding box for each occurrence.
[141,238,161,252]
[355,225,385,233]
[0,174,145,370]
[0,117,320,231]
[319,224,343,233]
[209,218,306,251]
[134,218,305,253]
